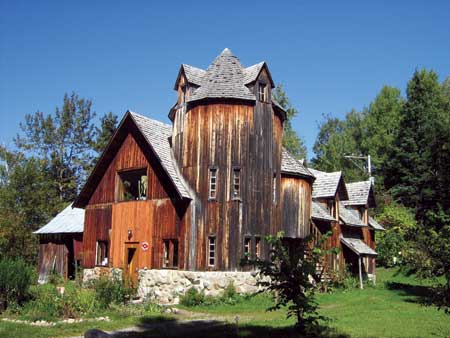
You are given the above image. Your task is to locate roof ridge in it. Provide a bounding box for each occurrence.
[128,111,172,129]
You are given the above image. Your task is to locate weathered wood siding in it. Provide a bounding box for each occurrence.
[280,175,312,238]
[109,199,189,270]
[83,129,190,270]
[172,98,282,270]
[89,133,168,205]
[37,233,83,280]
[83,206,112,268]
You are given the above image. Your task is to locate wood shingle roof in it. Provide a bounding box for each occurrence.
[281,148,314,179]
[342,181,375,207]
[309,168,348,199]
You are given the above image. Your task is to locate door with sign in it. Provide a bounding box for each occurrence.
[124,242,139,287]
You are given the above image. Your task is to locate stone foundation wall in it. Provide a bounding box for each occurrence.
[82,268,266,305]
[82,267,122,285]
[138,269,266,304]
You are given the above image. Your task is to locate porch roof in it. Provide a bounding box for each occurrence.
[341,236,377,256]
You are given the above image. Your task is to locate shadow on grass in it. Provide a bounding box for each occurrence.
[385,281,437,306]
[109,315,349,338]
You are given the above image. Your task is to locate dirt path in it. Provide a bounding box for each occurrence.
[71,309,239,338]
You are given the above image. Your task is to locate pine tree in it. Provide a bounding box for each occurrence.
[273,84,307,160]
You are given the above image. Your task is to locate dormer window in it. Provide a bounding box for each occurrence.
[327,200,334,216]
[117,168,148,201]
[258,83,267,102]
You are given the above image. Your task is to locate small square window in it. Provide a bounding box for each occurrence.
[244,237,251,256]
[209,167,218,200]
[96,241,109,266]
[273,175,277,204]
[327,200,334,216]
[208,236,216,267]
[118,168,147,201]
[255,237,261,258]
[162,239,179,269]
[258,83,267,102]
[232,167,241,200]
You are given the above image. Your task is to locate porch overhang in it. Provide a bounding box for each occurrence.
[340,236,377,256]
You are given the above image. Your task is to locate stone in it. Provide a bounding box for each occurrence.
[84,329,111,338]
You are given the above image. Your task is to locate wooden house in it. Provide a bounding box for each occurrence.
[34,204,84,282]
[69,48,315,284]
[35,49,383,287]
[310,169,384,287]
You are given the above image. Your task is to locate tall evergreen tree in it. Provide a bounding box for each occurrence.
[361,86,403,187]
[92,112,118,154]
[273,84,307,160]
[14,92,97,202]
[385,69,445,223]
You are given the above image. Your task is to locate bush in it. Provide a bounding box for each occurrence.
[180,287,206,307]
[180,282,246,307]
[18,282,98,321]
[326,267,361,291]
[92,273,135,309]
[0,258,34,309]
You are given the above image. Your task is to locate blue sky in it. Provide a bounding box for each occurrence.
[1,0,449,159]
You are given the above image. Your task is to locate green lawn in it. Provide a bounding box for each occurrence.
[1,268,449,338]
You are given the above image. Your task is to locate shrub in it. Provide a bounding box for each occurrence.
[326,268,360,291]
[18,282,98,320]
[0,258,34,309]
[180,287,206,307]
[92,273,135,309]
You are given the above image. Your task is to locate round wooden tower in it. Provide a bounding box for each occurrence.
[170,48,286,270]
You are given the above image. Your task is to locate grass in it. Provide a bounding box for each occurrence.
[0,268,449,338]
[180,268,450,338]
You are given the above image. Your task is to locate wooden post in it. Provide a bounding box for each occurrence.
[358,256,363,289]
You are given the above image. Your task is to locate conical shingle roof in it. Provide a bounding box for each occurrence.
[187,48,256,102]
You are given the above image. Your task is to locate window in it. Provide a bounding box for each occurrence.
[327,200,334,216]
[162,239,179,268]
[358,207,365,221]
[209,167,217,200]
[163,240,170,268]
[258,83,267,102]
[118,168,147,201]
[96,241,109,266]
[232,167,241,200]
[208,236,216,267]
[273,174,277,204]
[244,237,251,256]
[255,237,261,258]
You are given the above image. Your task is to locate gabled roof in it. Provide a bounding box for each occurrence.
[129,112,191,199]
[339,202,367,227]
[368,216,385,231]
[342,181,376,207]
[309,168,348,200]
[311,201,336,222]
[74,111,191,207]
[281,148,315,179]
[174,64,206,89]
[243,62,265,84]
[34,204,84,234]
[341,236,377,256]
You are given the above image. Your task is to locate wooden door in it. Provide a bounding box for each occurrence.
[124,243,139,287]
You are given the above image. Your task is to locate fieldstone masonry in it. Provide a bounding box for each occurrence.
[83,268,266,304]
[83,267,123,284]
[138,269,266,304]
